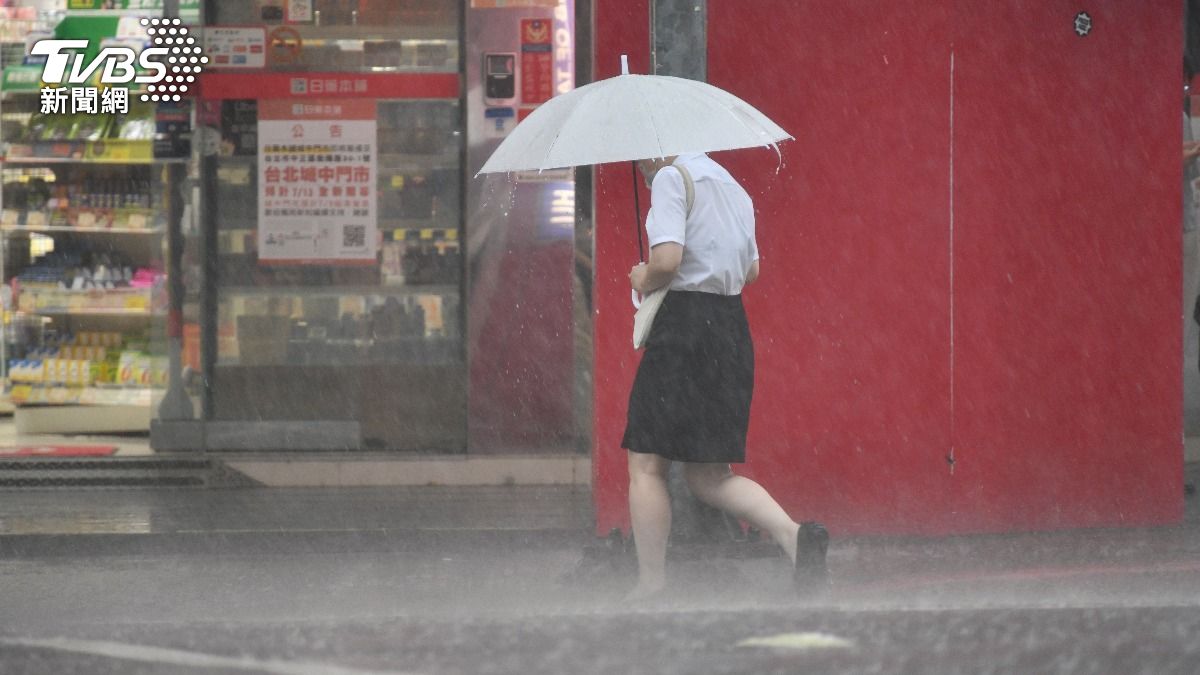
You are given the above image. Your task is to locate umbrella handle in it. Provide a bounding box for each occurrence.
[631,288,642,309]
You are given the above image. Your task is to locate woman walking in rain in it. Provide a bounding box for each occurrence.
[623,152,828,601]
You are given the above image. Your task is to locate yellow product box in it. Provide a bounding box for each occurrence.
[124,294,149,311]
[135,354,152,387]
[9,384,31,404]
[117,352,151,387]
[150,357,169,388]
[90,361,110,385]
[117,352,136,386]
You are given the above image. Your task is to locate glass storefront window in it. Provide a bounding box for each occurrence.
[207,0,459,74]
[191,0,466,451]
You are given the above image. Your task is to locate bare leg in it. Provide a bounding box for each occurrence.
[626,451,672,598]
[683,463,801,563]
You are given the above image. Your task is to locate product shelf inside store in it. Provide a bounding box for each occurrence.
[214,228,460,261]
[377,152,460,171]
[2,204,163,231]
[23,308,162,318]
[18,287,158,313]
[213,340,462,369]
[60,10,201,19]
[221,284,457,298]
[8,384,158,407]
[1,163,171,434]
[379,223,459,239]
[284,25,456,42]
[2,146,188,165]
[2,224,165,236]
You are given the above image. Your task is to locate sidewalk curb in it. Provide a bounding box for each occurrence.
[0,528,593,559]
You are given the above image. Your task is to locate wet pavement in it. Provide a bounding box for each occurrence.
[0,466,1196,673]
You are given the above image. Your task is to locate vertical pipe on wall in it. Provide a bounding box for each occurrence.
[575,0,595,454]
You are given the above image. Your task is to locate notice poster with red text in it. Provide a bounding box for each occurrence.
[520,18,553,105]
[257,99,377,265]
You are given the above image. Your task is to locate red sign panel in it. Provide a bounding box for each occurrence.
[198,73,459,101]
[520,18,554,105]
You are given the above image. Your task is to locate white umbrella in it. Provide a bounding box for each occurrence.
[477,56,791,309]
[478,56,792,174]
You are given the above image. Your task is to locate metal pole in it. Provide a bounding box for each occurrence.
[158,160,194,420]
[631,161,644,262]
[156,0,194,422]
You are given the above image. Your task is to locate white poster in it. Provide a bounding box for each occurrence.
[257,99,377,264]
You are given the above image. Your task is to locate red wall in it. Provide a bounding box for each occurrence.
[593,0,1182,536]
[593,0,652,532]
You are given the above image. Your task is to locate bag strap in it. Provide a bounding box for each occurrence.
[672,164,695,218]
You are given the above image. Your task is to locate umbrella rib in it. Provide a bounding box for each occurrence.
[540,85,595,171]
[631,75,667,160]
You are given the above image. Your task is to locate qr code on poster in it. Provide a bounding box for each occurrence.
[343,225,366,248]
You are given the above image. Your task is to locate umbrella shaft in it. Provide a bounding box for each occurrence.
[632,161,645,262]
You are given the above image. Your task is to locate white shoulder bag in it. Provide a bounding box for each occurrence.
[633,164,694,350]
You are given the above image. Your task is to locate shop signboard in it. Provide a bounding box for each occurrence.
[256,99,377,265]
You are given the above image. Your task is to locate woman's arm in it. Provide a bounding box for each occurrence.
[630,242,683,294]
[746,259,760,285]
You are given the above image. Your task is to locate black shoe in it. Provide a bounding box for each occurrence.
[794,521,829,592]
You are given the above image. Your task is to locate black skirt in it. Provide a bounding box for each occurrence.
[622,290,754,463]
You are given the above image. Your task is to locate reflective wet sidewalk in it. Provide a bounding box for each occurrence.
[0,485,595,557]
[0,464,1196,606]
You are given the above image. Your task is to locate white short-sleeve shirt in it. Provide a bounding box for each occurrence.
[645,153,759,295]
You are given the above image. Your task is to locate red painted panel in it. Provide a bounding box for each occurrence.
[592,0,1181,536]
[952,0,1182,530]
[592,0,652,531]
[707,1,955,536]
